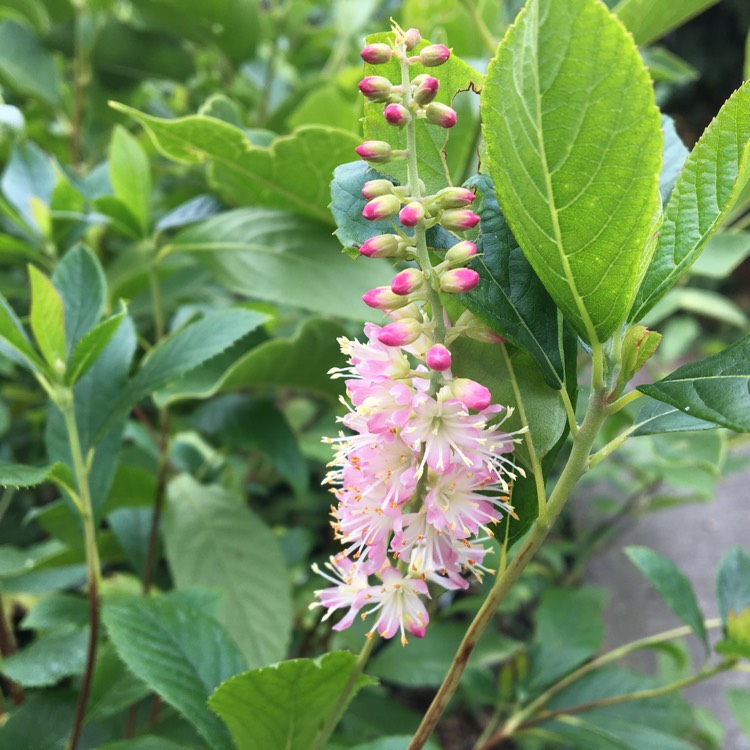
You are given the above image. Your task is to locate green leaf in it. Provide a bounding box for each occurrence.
[93,195,144,238]
[103,594,246,750]
[726,688,750,738]
[526,587,607,691]
[22,593,88,629]
[28,265,66,369]
[689,231,750,279]
[97,739,191,750]
[482,0,662,343]
[0,461,65,489]
[112,102,360,225]
[460,174,569,389]
[208,652,375,750]
[66,309,126,385]
[614,0,720,46]
[631,398,719,436]
[659,115,689,204]
[0,691,76,750]
[0,294,45,372]
[163,475,292,669]
[350,739,441,750]
[625,546,708,651]
[637,335,750,432]
[0,20,59,105]
[0,626,88,687]
[107,507,152,577]
[641,47,699,86]
[631,81,750,321]
[51,244,107,353]
[109,126,151,235]
[362,32,483,196]
[716,547,750,650]
[168,208,395,321]
[1,141,55,233]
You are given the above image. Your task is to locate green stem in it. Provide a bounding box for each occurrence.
[494,617,723,741]
[589,424,638,469]
[607,388,644,415]
[500,344,546,525]
[311,635,378,750]
[60,389,102,750]
[408,386,610,749]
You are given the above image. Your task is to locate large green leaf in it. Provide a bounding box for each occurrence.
[625,546,708,651]
[632,81,750,321]
[0,692,76,750]
[0,461,65,489]
[66,309,126,385]
[637,335,750,432]
[362,32,483,196]
[28,265,66,369]
[208,652,374,750]
[614,0,720,46]
[631,398,719,436]
[459,173,568,390]
[102,594,246,750]
[482,0,662,343]
[109,126,151,236]
[0,20,59,105]
[0,294,45,372]
[163,475,292,669]
[112,102,359,225]
[167,208,394,321]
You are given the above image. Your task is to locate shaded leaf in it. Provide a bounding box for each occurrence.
[1,141,55,232]
[614,0,720,46]
[66,309,126,385]
[29,265,66,368]
[631,398,720,436]
[0,20,58,105]
[726,688,750,738]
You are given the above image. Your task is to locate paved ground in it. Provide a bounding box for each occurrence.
[578,451,750,749]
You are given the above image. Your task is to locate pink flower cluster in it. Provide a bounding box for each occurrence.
[312,320,521,645]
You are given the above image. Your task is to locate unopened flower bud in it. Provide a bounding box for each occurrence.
[384,103,411,127]
[361,179,395,200]
[391,268,424,296]
[435,187,475,208]
[440,268,480,293]
[440,208,480,231]
[359,234,401,257]
[425,102,457,128]
[363,194,401,221]
[361,43,393,65]
[359,76,393,102]
[378,318,422,347]
[419,44,451,67]
[363,286,409,310]
[399,201,426,227]
[404,28,421,50]
[412,75,439,105]
[456,310,506,344]
[426,344,451,371]
[444,240,478,264]
[450,378,492,411]
[355,141,393,163]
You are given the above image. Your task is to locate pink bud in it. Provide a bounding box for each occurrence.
[445,240,478,264]
[359,76,393,102]
[404,28,421,50]
[359,234,401,257]
[384,103,410,127]
[425,102,457,128]
[435,187,475,208]
[426,344,452,371]
[355,141,393,163]
[419,44,451,67]
[363,287,408,310]
[361,43,393,65]
[361,179,395,200]
[363,194,401,221]
[378,318,422,347]
[440,208,480,231]
[391,268,424,296]
[412,75,439,105]
[399,201,425,227]
[451,378,492,411]
[440,268,480,293]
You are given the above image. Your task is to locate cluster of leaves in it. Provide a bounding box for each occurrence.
[0,1,747,749]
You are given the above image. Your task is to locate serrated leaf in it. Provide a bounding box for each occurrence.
[163,475,292,669]
[66,309,126,385]
[625,546,708,651]
[103,594,246,750]
[459,173,568,389]
[112,102,359,225]
[167,208,394,321]
[362,32,483,195]
[208,652,375,750]
[637,335,750,432]
[109,126,151,235]
[632,81,750,321]
[614,0,720,46]
[52,244,108,354]
[0,20,59,105]
[631,398,719,436]
[28,265,66,369]
[0,460,66,489]
[0,691,76,750]
[482,0,662,343]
